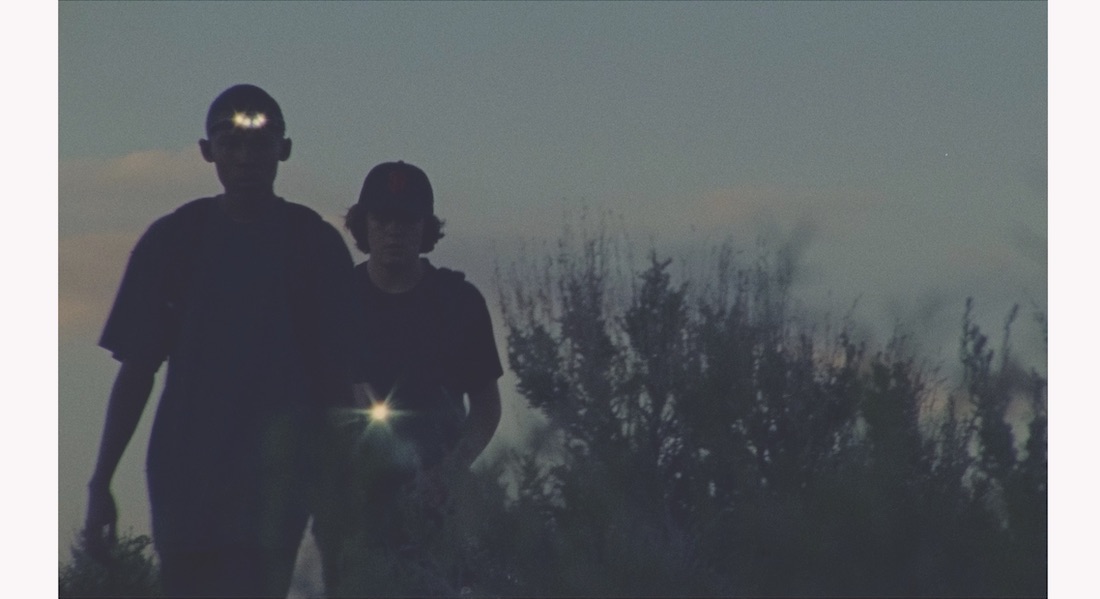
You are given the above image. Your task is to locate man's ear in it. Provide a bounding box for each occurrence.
[198,139,214,163]
[279,138,292,162]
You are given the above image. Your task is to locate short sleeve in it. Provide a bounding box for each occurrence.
[454,283,504,393]
[98,217,177,370]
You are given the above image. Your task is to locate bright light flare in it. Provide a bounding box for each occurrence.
[232,111,268,130]
[333,383,407,443]
[369,401,391,422]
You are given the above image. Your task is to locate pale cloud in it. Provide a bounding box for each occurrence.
[59,148,218,236]
[99,148,209,187]
[59,147,351,236]
[59,232,136,337]
[696,186,819,228]
[629,184,886,249]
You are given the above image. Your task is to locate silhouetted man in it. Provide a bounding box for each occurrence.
[85,84,365,597]
[313,161,503,596]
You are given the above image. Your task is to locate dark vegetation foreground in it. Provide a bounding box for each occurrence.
[61,234,1047,597]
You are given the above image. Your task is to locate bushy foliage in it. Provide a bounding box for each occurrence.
[59,531,160,598]
[487,230,1047,596]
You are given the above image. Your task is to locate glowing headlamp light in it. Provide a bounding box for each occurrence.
[231,111,269,130]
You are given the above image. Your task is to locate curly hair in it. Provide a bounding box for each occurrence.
[344,203,445,255]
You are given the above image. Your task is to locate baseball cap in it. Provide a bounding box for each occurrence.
[356,161,434,219]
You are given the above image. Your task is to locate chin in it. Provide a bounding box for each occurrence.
[379,253,416,267]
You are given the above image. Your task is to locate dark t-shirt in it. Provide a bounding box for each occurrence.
[100,196,366,551]
[353,259,503,467]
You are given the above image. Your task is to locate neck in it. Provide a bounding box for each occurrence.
[218,189,278,222]
[368,257,425,293]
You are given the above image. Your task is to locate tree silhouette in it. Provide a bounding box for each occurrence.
[491,229,1046,596]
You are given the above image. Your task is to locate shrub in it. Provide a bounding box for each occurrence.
[492,229,1046,596]
[59,531,160,598]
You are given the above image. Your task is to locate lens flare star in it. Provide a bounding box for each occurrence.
[369,401,391,423]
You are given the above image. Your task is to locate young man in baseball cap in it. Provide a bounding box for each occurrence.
[85,84,366,597]
[313,161,503,596]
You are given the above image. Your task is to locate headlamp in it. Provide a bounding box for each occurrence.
[231,111,269,130]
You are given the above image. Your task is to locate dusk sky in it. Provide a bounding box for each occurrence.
[31,0,1090,594]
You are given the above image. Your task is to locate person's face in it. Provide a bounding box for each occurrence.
[199,112,290,194]
[366,210,425,267]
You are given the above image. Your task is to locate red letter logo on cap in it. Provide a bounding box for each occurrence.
[389,171,407,194]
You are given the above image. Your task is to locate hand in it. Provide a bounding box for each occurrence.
[415,466,449,511]
[84,484,118,562]
[416,460,465,512]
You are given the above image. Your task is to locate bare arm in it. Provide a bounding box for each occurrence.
[418,381,501,508]
[85,360,157,552]
[451,380,503,471]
